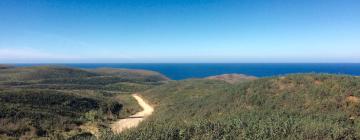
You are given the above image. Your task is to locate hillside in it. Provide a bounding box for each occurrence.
[0,66,169,139]
[112,74,360,139]
[0,66,169,90]
[0,89,124,139]
[0,66,169,82]
[0,66,98,81]
[206,73,257,83]
[89,68,169,81]
[0,65,14,69]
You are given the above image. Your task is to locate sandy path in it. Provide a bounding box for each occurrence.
[111,94,154,133]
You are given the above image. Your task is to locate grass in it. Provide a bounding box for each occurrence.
[109,74,360,140]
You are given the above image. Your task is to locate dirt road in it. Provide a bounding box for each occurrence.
[111,94,154,133]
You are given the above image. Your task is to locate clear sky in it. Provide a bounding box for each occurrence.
[0,0,359,63]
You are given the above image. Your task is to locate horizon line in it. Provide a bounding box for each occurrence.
[3,62,360,64]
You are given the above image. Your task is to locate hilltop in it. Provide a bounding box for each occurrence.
[89,68,170,82]
[206,73,257,83]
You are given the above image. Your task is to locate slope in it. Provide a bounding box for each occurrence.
[113,74,360,139]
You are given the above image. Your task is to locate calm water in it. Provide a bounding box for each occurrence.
[15,63,360,80]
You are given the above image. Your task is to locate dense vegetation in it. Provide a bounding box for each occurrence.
[111,74,360,140]
[2,65,360,140]
[0,66,169,139]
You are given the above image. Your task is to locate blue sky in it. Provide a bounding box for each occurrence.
[0,0,359,63]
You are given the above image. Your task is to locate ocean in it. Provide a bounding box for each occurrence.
[14,63,360,80]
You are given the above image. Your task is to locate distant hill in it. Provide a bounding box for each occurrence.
[0,66,98,81]
[89,68,170,81]
[206,73,257,83]
[0,65,15,69]
[0,66,169,82]
[113,74,360,139]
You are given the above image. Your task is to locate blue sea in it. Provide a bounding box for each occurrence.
[15,63,360,80]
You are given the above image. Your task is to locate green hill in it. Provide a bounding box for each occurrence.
[0,65,14,69]
[0,65,169,139]
[113,74,360,140]
[0,66,98,81]
[0,66,169,90]
[0,66,169,83]
[89,68,170,82]
[206,73,257,83]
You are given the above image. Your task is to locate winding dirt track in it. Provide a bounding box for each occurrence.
[111,94,154,133]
